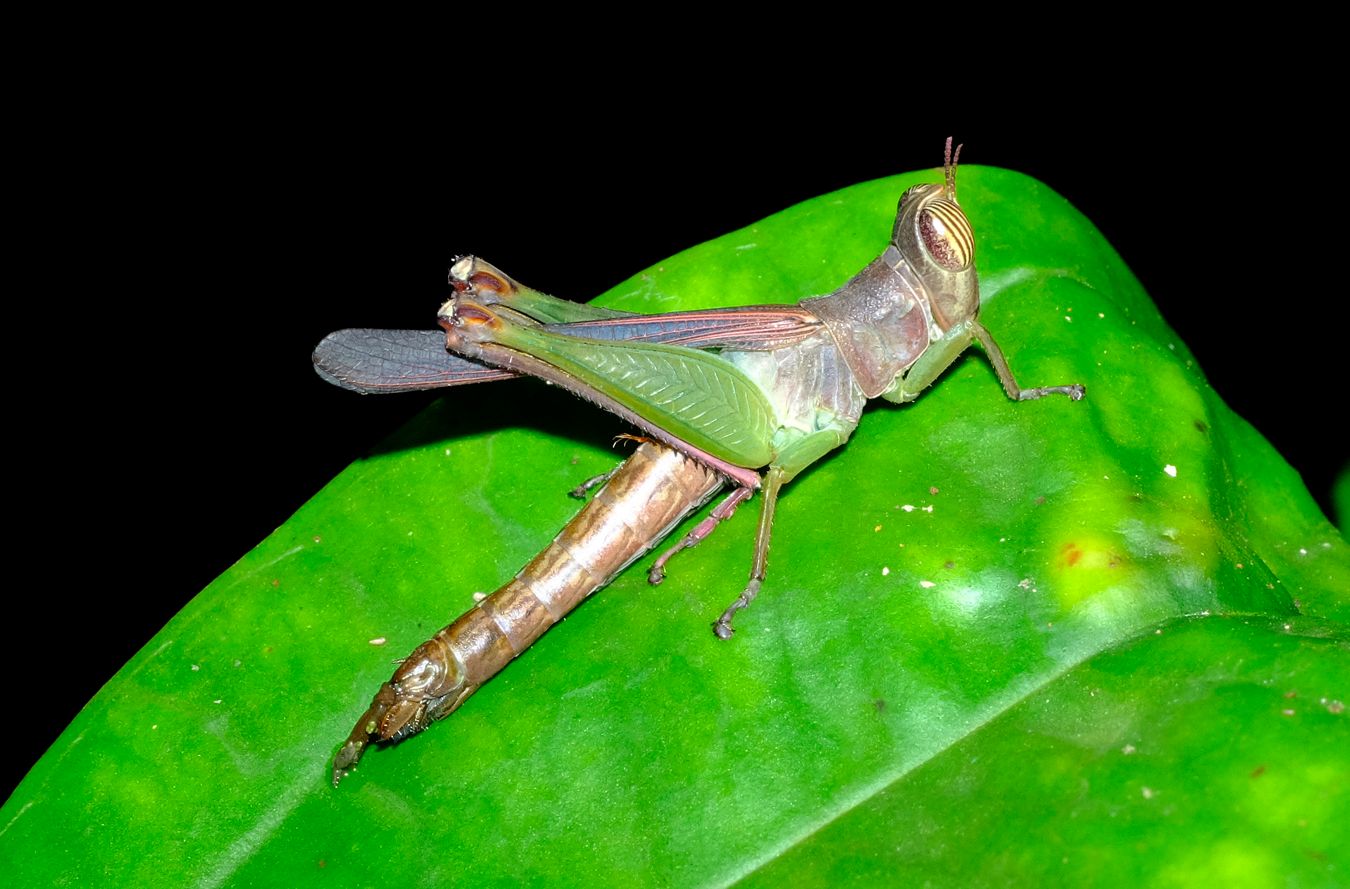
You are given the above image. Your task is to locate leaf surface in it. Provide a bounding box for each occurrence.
[4,167,1347,887]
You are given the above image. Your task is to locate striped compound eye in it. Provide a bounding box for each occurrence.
[918,198,974,271]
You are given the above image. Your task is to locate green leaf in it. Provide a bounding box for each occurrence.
[1336,463,1349,532]
[4,168,1347,886]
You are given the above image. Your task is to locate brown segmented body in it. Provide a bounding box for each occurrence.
[332,441,723,783]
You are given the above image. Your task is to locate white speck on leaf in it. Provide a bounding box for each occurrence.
[1163,464,1177,477]
[919,580,936,589]
[369,637,387,646]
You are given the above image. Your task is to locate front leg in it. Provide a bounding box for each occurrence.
[971,321,1085,402]
[883,320,1084,405]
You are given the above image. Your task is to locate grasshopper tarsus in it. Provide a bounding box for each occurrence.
[570,464,625,499]
[713,578,763,639]
[648,531,696,585]
[569,480,600,500]
[1017,383,1086,402]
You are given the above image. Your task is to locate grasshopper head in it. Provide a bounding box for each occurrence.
[891,138,980,331]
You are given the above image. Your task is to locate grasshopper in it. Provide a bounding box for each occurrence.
[315,141,1084,784]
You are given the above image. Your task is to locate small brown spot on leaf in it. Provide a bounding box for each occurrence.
[1194,420,1208,433]
[1251,765,1266,779]
[874,699,886,712]
[1061,542,1083,567]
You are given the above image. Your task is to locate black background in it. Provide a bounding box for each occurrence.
[7,91,1343,800]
